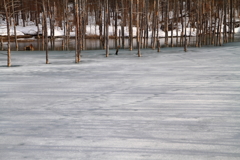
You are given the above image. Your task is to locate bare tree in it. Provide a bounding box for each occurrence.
[105,0,109,57]
[42,0,49,64]
[136,0,141,57]
[3,0,11,67]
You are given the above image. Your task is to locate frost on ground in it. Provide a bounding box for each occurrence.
[0,43,240,160]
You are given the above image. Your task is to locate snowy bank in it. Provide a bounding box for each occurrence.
[0,26,24,36]
[1,23,240,38]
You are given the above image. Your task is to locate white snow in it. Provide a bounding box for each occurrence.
[235,27,240,33]
[1,20,239,37]
[16,25,38,35]
[0,43,240,159]
[0,26,24,36]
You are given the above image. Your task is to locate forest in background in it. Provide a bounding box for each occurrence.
[1,0,240,66]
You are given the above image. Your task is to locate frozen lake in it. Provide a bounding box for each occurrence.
[0,43,240,159]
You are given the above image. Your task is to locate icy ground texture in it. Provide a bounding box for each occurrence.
[0,43,240,160]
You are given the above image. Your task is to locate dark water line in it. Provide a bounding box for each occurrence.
[2,34,240,51]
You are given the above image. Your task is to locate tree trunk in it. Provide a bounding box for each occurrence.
[152,0,156,49]
[74,0,80,62]
[137,0,141,57]
[4,0,11,67]
[12,0,18,51]
[98,0,103,49]
[176,0,179,47]
[115,1,118,49]
[21,0,26,27]
[129,0,133,51]
[42,0,49,64]
[1,38,3,50]
[171,0,175,47]
[229,0,233,41]
[121,0,125,49]
[223,0,227,43]
[165,0,169,47]
[144,0,149,48]
[105,0,109,57]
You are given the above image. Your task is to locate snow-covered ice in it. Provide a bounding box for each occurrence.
[0,43,240,160]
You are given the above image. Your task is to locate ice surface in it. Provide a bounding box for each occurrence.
[0,43,240,160]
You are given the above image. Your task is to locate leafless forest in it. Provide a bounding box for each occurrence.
[1,0,240,66]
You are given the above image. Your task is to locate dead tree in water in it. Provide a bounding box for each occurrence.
[229,0,233,41]
[74,0,81,62]
[48,0,55,50]
[0,38,3,50]
[223,0,227,43]
[152,0,159,50]
[143,0,149,49]
[129,0,133,51]
[42,0,49,64]
[98,0,103,49]
[120,0,125,49]
[105,0,109,57]
[175,0,179,47]
[157,39,160,52]
[1,0,22,66]
[3,0,11,67]
[11,0,18,51]
[63,0,70,50]
[171,0,175,47]
[165,0,169,47]
[115,1,118,49]
[136,0,141,57]
[81,0,86,52]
